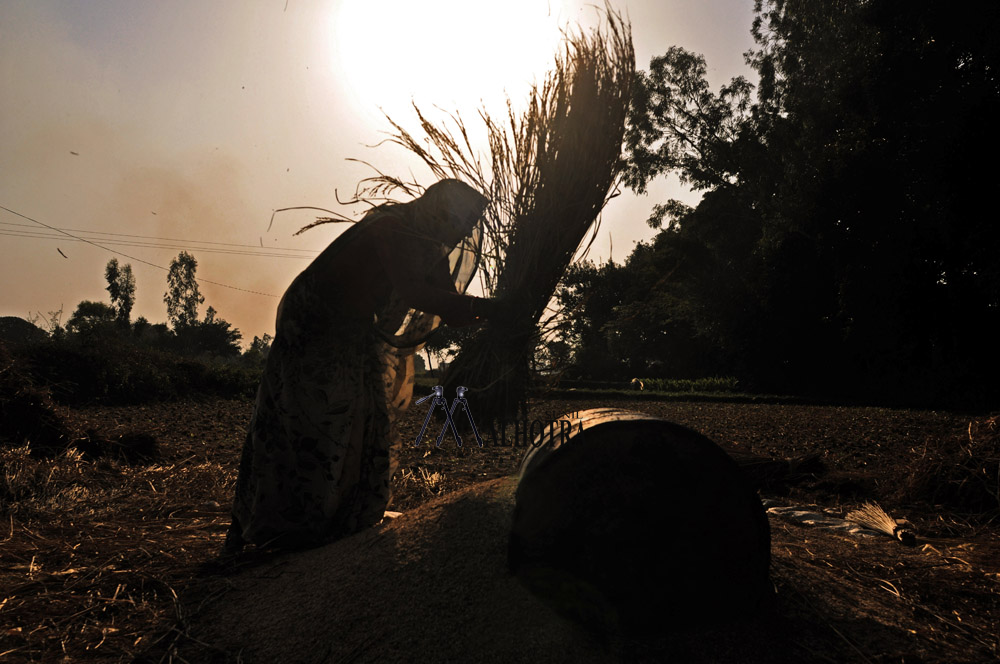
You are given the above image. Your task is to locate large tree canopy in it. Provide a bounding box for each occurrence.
[589,0,1000,402]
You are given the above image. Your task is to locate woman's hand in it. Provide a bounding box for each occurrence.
[473,297,515,323]
[442,296,488,328]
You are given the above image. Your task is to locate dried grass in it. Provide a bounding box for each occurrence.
[396,466,446,501]
[896,414,1000,517]
[0,446,237,662]
[3,395,999,662]
[769,517,1000,663]
[353,6,635,425]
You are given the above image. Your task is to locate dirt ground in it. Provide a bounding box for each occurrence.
[1,395,998,662]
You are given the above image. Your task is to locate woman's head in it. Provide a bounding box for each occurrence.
[409,179,488,247]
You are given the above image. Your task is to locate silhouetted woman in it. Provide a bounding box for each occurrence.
[226,179,492,552]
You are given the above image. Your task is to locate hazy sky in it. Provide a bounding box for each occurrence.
[0,0,756,343]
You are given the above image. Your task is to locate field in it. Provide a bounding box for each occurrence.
[1,394,999,662]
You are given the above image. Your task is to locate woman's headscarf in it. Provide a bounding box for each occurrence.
[403,178,487,261]
[373,179,487,348]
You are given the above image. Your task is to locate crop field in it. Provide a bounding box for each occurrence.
[1,392,998,662]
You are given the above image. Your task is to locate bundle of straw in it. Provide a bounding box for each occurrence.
[845,502,917,546]
[357,7,635,425]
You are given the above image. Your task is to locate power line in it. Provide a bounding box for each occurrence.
[0,204,280,298]
[0,229,314,259]
[0,218,320,254]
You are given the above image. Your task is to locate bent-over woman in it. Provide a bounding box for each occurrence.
[226,179,492,552]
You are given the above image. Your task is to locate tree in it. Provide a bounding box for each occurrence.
[175,306,242,357]
[244,333,272,361]
[620,44,777,382]
[537,338,572,373]
[201,306,242,357]
[424,325,475,369]
[164,251,204,329]
[134,318,173,350]
[66,300,116,335]
[555,260,633,378]
[0,316,48,346]
[624,46,754,197]
[241,333,272,371]
[618,0,1000,399]
[742,0,1000,396]
[104,258,136,324]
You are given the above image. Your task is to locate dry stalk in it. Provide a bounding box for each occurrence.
[359,7,635,425]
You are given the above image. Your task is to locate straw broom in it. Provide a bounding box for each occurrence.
[845,502,917,546]
[355,8,635,426]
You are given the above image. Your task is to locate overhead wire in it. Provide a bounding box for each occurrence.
[0,218,320,255]
[0,221,319,258]
[0,204,282,298]
[0,228,316,259]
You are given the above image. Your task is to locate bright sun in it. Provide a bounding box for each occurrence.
[331,0,578,122]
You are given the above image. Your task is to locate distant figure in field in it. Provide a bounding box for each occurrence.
[226,179,496,553]
[630,378,644,391]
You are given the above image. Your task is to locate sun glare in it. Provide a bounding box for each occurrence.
[331,0,575,123]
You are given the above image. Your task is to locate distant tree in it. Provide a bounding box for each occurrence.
[135,320,173,350]
[241,334,272,371]
[164,251,204,329]
[176,306,242,357]
[104,258,136,324]
[132,315,151,337]
[66,300,116,335]
[606,199,755,380]
[244,333,273,360]
[538,338,572,372]
[424,325,474,366]
[555,260,634,378]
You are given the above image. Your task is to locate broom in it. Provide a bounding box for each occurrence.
[845,502,917,546]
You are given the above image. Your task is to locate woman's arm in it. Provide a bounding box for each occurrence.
[425,255,458,292]
[373,218,483,326]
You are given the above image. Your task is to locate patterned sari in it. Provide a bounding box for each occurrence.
[229,180,485,550]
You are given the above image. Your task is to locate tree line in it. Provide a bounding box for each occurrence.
[41,251,271,363]
[554,0,999,404]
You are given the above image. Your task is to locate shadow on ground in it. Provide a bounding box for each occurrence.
[170,476,969,664]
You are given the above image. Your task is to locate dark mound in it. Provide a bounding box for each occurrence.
[0,342,159,462]
[508,408,772,635]
[0,316,47,347]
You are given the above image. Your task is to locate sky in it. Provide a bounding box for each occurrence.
[0,0,757,344]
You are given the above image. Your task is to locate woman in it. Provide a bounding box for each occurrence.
[226,179,492,552]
